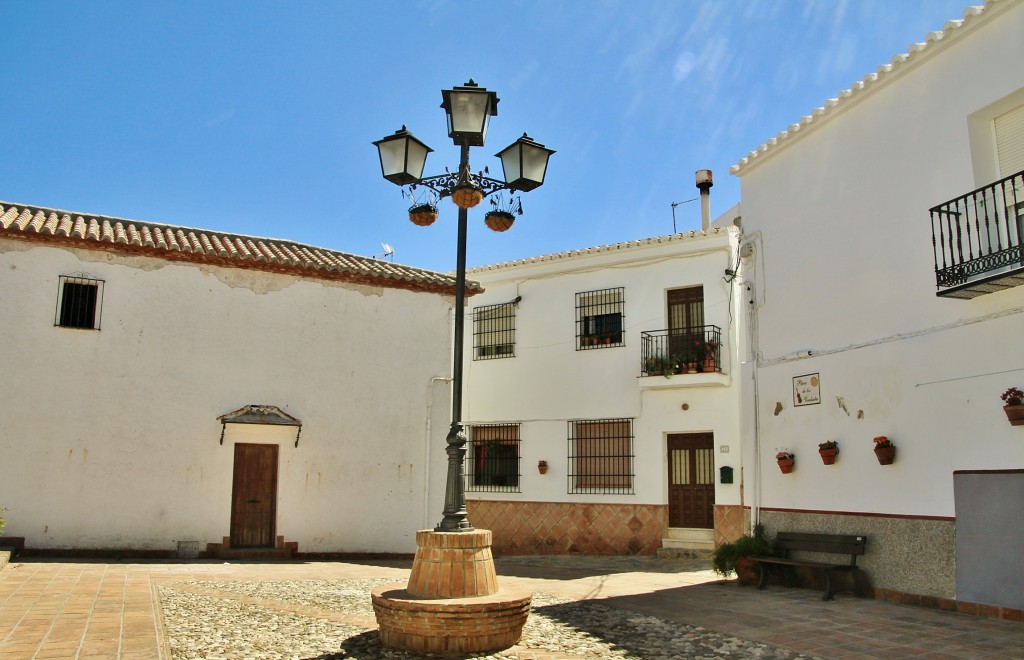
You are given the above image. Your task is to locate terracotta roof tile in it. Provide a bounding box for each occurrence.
[0,200,479,296]
[467,227,732,274]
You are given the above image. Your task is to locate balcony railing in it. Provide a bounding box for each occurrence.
[930,169,1024,298]
[640,325,722,376]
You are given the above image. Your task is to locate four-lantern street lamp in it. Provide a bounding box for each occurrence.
[373,80,554,532]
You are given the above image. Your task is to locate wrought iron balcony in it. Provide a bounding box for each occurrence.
[930,169,1024,299]
[640,325,722,377]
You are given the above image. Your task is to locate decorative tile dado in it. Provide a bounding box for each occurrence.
[467,500,667,555]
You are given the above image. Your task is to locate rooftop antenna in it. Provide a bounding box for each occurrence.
[670,198,697,234]
[375,242,394,261]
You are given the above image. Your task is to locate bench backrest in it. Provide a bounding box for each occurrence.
[775,532,867,566]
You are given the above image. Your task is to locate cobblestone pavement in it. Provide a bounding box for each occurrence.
[158,577,811,659]
[2,554,1022,659]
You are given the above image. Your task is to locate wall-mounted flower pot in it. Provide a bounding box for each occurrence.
[874,445,896,465]
[537,461,548,475]
[818,448,838,465]
[1003,404,1024,426]
[777,457,795,474]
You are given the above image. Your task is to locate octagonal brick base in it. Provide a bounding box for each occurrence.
[373,529,531,654]
[371,585,532,655]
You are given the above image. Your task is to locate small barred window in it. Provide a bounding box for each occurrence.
[567,418,634,494]
[474,302,516,360]
[576,287,624,349]
[467,424,521,492]
[55,275,104,330]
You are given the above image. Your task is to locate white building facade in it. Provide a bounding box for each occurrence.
[462,224,747,556]
[732,0,1024,610]
[0,201,466,557]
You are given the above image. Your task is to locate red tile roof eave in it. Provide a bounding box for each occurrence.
[0,229,481,298]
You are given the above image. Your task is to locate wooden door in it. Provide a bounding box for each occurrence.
[667,287,704,364]
[230,443,278,548]
[667,433,714,528]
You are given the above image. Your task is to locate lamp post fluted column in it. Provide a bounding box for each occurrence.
[436,146,472,532]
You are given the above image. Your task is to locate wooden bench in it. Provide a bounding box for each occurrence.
[749,531,867,600]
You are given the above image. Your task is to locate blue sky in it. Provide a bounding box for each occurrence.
[1,0,968,272]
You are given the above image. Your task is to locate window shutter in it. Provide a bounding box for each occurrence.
[994,103,1024,177]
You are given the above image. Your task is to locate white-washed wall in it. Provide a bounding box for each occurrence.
[0,239,454,553]
[464,231,744,511]
[736,1,1024,519]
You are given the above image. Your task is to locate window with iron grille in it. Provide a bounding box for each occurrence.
[576,287,624,349]
[473,302,516,359]
[466,424,520,492]
[55,275,104,330]
[567,418,634,494]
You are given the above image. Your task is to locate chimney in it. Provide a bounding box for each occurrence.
[696,169,713,230]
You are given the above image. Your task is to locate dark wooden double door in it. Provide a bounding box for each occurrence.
[230,443,279,548]
[668,433,714,529]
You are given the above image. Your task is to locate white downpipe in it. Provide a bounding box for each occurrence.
[424,376,453,529]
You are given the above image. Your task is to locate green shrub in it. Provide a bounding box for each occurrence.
[711,525,772,576]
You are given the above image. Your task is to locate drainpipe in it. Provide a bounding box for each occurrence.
[424,376,453,529]
[696,169,713,230]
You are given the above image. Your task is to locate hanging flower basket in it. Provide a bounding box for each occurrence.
[776,451,795,474]
[408,204,438,227]
[451,185,484,209]
[484,210,515,232]
[873,436,895,465]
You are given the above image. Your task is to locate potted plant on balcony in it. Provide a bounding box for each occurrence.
[776,451,795,474]
[818,440,839,465]
[872,436,895,465]
[701,338,720,372]
[1001,387,1024,426]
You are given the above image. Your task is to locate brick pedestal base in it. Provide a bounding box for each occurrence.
[407,529,498,598]
[372,585,532,654]
[373,529,532,654]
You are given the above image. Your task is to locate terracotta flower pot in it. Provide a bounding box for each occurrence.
[777,458,795,474]
[819,448,838,465]
[1003,404,1024,426]
[874,445,896,465]
[735,557,759,585]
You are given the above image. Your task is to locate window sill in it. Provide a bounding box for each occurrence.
[639,371,730,389]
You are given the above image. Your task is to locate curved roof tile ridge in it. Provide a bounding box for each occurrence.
[731,2,998,175]
[467,227,729,274]
[0,200,478,295]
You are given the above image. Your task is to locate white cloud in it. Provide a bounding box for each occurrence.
[673,51,697,82]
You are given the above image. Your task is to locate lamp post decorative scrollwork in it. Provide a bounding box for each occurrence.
[373,80,554,532]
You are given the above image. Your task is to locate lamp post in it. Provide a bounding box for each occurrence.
[373,80,554,533]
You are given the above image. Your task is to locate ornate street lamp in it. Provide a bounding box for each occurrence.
[373,80,554,532]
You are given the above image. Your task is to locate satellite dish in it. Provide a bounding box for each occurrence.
[381,243,394,256]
